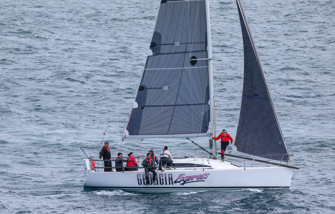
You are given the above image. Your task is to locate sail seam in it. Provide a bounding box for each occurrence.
[154,42,205,46]
[166,0,204,2]
[243,95,269,101]
[139,103,207,107]
[148,50,206,56]
[145,66,208,71]
[125,133,208,139]
[189,0,201,57]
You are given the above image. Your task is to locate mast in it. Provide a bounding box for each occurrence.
[205,0,217,158]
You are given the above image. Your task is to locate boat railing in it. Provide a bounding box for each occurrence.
[84,153,298,171]
[85,157,212,172]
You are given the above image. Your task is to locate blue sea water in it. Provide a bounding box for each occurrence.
[0,0,334,213]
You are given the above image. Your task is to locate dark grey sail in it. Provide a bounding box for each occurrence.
[234,0,289,161]
[125,0,210,138]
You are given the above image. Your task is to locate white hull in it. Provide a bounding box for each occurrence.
[84,158,292,193]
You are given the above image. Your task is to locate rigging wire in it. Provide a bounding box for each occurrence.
[292,168,300,179]
[80,147,90,159]
[100,129,107,145]
[187,137,212,156]
[114,140,124,158]
[139,139,144,158]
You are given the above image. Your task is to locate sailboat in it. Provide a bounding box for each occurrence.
[83,0,299,193]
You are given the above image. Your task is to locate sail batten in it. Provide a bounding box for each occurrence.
[234,0,289,161]
[125,0,211,138]
[123,133,208,140]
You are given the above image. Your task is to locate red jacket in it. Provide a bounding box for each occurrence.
[213,132,233,143]
[126,156,137,167]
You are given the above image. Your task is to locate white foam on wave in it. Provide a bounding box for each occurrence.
[246,189,263,193]
[173,190,208,195]
[95,190,137,196]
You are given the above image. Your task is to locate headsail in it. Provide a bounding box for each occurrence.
[124,0,211,139]
[234,0,289,161]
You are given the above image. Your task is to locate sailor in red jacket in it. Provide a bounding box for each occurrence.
[126,152,138,171]
[212,129,233,161]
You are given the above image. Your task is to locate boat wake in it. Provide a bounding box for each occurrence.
[95,190,137,196]
[173,190,209,196]
[246,189,263,193]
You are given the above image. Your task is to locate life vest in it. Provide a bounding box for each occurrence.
[90,158,96,170]
[215,132,233,143]
[104,146,110,153]
[146,157,152,165]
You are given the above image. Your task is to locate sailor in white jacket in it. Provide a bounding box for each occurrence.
[159,146,173,171]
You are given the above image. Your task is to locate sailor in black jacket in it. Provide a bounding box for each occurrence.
[99,142,112,171]
[115,152,126,172]
[142,153,157,185]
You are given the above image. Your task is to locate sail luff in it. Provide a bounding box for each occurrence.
[234,0,289,161]
[205,0,216,158]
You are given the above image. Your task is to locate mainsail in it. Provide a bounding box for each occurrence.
[124,0,211,139]
[234,0,289,161]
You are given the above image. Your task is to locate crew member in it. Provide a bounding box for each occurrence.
[99,142,112,171]
[159,146,173,171]
[142,153,157,185]
[148,150,159,167]
[115,152,126,172]
[125,152,138,171]
[212,129,233,161]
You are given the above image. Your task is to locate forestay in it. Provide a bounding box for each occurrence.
[234,0,289,161]
[124,0,211,139]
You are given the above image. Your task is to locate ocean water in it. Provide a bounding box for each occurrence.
[1,0,334,213]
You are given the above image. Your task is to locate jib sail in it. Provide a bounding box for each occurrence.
[234,0,289,161]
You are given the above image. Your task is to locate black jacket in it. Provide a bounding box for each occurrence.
[99,146,111,160]
[142,157,158,168]
[115,157,126,170]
